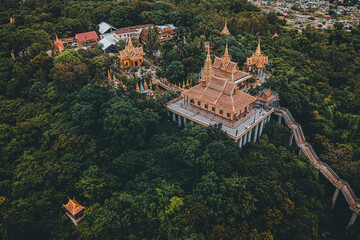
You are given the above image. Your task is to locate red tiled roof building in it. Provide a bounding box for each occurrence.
[182,44,257,123]
[63,197,85,226]
[75,31,99,45]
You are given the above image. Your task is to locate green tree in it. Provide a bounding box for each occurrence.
[144,27,161,55]
[165,61,185,83]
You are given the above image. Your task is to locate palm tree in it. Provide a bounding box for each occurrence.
[144,27,161,56]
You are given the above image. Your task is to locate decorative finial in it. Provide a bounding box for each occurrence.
[127,35,134,50]
[255,38,261,56]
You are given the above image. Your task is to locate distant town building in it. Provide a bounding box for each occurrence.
[118,36,145,68]
[63,198,85,226]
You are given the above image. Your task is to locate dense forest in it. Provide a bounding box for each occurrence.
[0,0,359,239]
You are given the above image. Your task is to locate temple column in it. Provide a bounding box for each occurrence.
[167,111,170,117]
[183,117,187,126]
[278,114,282,124]
[172,112,176,122]
[241,132,249,147]
[253,124,259,142]
[299,149,303,156]
[178,115,182,127]
[247,129,252,143]
[239,136,243,148]
[347,212,358,229]
[268,114,271,122]
[289,132,294,146]
[258,120,264,137]
[332,187,340,209]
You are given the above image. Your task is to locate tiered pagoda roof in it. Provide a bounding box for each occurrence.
[245,39,268,69]
[183,44,256,114]
[63,197,84,216]
[118,36,145,61]
[220,20,231,36]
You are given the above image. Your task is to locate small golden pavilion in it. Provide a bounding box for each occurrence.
[63,197,85,226]
[118,36,145,68]
[243,39,268,73]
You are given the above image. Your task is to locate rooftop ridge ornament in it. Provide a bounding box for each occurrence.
[221,40,231,69]
[127,35,134,50]
[255,38,261,56]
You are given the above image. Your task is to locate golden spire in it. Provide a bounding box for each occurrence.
[127,36,134,50]
[136,83,140,93]
[107,70,111,81]
[221,40,231,69]
[201,45,213,86]
[186,78,189,87]
[143,80,148,91]
[221,20,231,36]
[182,80,185,89]
[255,38,261,56]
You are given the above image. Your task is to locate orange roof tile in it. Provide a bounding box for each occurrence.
[75,31,99,42]
[63,198,84,216]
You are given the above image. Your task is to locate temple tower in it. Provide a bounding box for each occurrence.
[243,38,269,80]
[201,46,213,86]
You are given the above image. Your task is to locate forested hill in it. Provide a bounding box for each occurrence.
[0,0,360,239]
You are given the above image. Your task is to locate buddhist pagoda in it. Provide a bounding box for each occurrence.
[220,20,231,36]
[166,45,274,148]
[63,197,85,226]
[118,36,145,68]
[243,39,268,79]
